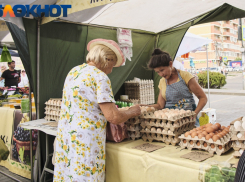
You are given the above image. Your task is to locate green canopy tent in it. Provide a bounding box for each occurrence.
[3,0,245,180]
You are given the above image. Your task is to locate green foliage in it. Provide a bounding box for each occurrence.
[197,71,226,89]
[235,57,242,61]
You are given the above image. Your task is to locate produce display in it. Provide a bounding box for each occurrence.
[140,108,196,145]
[115,101,133,108]
[229,116,245,157]
[198,161,237,182]
[44,98,62,121]
[124,79,155,105]
[12,126,37,164]
[179,123,232,155]
[8,94,22,98]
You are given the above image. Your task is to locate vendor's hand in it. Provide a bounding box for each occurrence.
[129,105,141,116]
[139,104,148,107]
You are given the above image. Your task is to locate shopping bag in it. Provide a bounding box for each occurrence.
[0,138,9,161]
[106,122,128,142]
[0,45,12,63]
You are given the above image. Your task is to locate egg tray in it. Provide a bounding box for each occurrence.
[125,118,142,125]
[231,140,245,151]
[128,131,141,140]
[179,139,232,156]
[140,111,196,123]
[140,118,195,132]
[140,121,195,135]
[141,133,180,146]
[230,132,245,141]
[179,133,232,145]
[44,110,61,116]
[233,150,244,158]
[44,115,60,122]
[45,105,61,110]
[127,124,141,132]
[229,125,245,134]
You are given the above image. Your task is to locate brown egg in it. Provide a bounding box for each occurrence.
[214,123,221,129]
[206,127,214,133]
[196,131,202,134]
[221,126,226,130]
[212,135,220,142]
[198,133,205,139]
[223,130,228,135]
[205,134,211,140]
[224,128,230,132]
[217,134,223,138]
[196,127,201,131]
[206,123,213,127]
[190,140,194,145]
[202,131,208,135]
[192,128,197,132]
[227,126,231,129]
[218,145,222,150]
[200,126,204,129]
[211,144,215,148]
[203,142,207,147]
[197,141,201,146]
[191,132,198,138]
[209,133,215,137]
[184,132,190,137]
[212,125,218,131]
[217,130,222,133]
[215,131,219,134]
[220,132,226,137]
[183,139,187,143]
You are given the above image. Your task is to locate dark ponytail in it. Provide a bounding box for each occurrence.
[147,48,173,69]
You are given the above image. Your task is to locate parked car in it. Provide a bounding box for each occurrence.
[225,66,233,72]
[209,67,220,73]
[233,66,243,71]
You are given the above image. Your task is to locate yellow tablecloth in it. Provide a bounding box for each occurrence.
[106,140,239,182]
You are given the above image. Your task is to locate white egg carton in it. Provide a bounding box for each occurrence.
[127,124,141,132]
[45,105,61,110]
[179,133,232,155]
[44,110,61,116]
[230,117,245,132]
[141,133,180,146]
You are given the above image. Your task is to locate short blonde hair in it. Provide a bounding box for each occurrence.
[86,44,117,68]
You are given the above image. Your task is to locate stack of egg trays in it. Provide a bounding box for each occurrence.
[125,115,142,140]
[229,117,245,157]
[179,133,232,156]
[139,111,196,145]
[44,98,62,122]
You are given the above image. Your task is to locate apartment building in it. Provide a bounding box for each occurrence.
[184,19,243,69]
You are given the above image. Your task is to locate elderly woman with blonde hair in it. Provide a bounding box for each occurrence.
[53,39,141,182]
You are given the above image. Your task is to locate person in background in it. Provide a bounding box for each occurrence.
[0,61,21,88]
[0,65,6,88]
[18,70,29,87]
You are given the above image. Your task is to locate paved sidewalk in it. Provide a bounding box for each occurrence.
[203,89,245,96]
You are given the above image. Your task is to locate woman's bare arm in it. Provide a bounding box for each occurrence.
[99,103,141,124]
[188,77,207,115]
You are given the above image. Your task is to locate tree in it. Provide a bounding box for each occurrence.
[235,57,242,61]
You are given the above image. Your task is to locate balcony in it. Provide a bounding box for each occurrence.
[223,40,232,44]
[212,22,221,27]
[222,23,234,29]
[213,28,221,35]
[223,31,233,36]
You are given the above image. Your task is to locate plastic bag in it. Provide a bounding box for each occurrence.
[0,45,12,63]
[106,122,128,142]
[0,138,9,161]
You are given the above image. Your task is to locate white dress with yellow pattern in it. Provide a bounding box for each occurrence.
[53,63,115,182]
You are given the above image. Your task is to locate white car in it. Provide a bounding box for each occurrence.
[233,66,243,71]
[225,66,233,72]
[209,67,220,73]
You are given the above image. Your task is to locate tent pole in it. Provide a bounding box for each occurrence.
[206,44,210,108]
[37,19,40,119]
